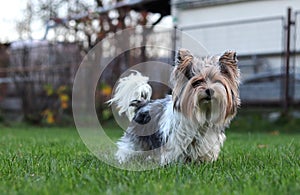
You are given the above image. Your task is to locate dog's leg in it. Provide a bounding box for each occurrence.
[115,148,134,164]
[199,133,226,162]
[115,136,136,163]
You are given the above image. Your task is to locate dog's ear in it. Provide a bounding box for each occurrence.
[219,51,239,82]
[175,48,194,80]
[219,51,240,118]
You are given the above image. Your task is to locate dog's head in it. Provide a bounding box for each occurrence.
[172,49,240,125]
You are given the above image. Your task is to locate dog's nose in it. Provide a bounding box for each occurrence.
[205,88,214,97]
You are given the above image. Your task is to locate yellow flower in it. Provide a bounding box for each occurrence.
[101,85,112,96]
[44,85,54,96]
[57,85,67,94]
[47,115,55,124]
[42,109,55,124]
[59,94,69,102]
[61,101,68,109]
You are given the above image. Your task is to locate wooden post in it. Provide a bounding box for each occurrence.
[283,7,293,115]
[172,25,177,65]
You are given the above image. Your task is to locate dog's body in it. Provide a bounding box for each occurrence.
[108,49,240,165]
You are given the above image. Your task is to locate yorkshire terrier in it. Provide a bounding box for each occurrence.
[108,49,240,165]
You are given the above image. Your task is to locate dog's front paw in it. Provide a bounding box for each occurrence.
[160,153,172,165]
[115,149,130,164]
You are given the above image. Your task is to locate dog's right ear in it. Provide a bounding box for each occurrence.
[219,51,239,82]
[175,48,194,80]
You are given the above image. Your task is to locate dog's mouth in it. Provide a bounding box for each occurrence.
[204,96,212,101]
[199,96,214,104]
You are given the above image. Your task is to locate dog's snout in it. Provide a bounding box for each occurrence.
[205,88,214,97]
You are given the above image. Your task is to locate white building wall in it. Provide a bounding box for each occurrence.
[173,0,300,55]
[175,0,300,26]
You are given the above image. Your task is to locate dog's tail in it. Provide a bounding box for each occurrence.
[107,71,152,121]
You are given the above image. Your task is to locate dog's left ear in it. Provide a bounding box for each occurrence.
[219,51,240,118]
[219,51,239,82]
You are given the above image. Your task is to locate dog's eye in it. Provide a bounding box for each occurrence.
[192,79,205,88]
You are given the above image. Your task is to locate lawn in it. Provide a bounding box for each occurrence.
[0,114,300,195]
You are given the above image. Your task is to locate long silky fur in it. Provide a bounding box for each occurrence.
[110,49,240,165]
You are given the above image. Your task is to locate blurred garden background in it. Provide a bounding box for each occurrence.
[0,0,300,126]
[1,0,300,125]
[0,0,300,194]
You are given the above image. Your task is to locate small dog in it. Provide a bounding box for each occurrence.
[108,49,240,165]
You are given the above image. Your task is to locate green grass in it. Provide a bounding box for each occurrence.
[0,115,300,195]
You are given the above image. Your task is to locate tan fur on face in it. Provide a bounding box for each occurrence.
[172,49,240,126]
